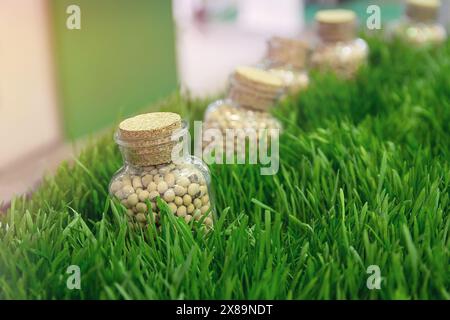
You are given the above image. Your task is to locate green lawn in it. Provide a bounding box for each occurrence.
[1,36,449,299]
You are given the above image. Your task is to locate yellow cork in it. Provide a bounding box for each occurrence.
[119,112,181,140]
[407,0,441,8]
[315,9,356,24]
[235,66,284,89]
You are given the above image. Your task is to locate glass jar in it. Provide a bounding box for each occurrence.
[260,36,310,94]
[389,0,447,46]
[310,9,369,78]
[109,112,214,230]
[202,66,284,154]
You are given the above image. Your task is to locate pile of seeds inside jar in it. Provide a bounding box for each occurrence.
[264,36,310,93]
[311,9,369,78]
[111,112,213,230]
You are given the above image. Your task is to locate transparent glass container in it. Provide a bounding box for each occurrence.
[310,9,369,78]
[109,115,214,230]
[202,67,284,154]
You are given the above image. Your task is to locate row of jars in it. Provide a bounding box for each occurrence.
[109,2,448,233]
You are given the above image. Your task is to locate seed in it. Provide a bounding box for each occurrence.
[199,185,207,197]
[204,217,213,227]
[149,190,159,201]
[168,203,177,214]
[174,185,186,196]
[188,183,200,197]
[115,190,124,200]
[141,174,153,187]
[127,193,139,207]
[136,202,147,213]
[126,209,134,217]
[164,173,175,187]
[121,199,130,208]
[201,195,209,205]
[153,174,163,183]
[135,188,143,195]
[193,209,202,221]
[189,173,199,183]
[187,204,195,214]
[110,181,122,193]
[163,189,175,202]
[132,176,143,189]
[157,181,168,194]
[193,198,202,208]
[138,190,150,202]
[147,182,157,192]
[122,185,135,198]
[174,196,183,206]
[183,194,192,206]
[177,176,190,187]
[136,213,146,223]
[184,215,193,223]
[177,206,187,217]
[200,205,210,215]
[122,176,132,186]
[150,169,158,175]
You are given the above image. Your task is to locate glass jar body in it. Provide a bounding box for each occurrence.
[389,18,447,46]
[311,38,368,78]
[109,155,214,230]
[258,61,309,94]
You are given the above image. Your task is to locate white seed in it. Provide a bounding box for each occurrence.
[136,202,147,213]
[127,193,139,207]
[174,185,186,196]
[135,188,143,195]
[187,204,195,214]
[157,181,168,194]
[168,203,177,214]
[174,196,183,206]
[177,177,190,187]
[183,194,192,206]
[193,198,202,209]
[147,182,157,192]
[122,176,132,186]
[188,183,200,197]
[177,206,187,217]
[159,166,170,174]
[138,190,150,202]
[193,209,202,221]
[115,190,124,200]
[110,181,122,193]
[126,209,134,217]
[200,205,210,214]
[149,190,159,201]
[153,174,163,183]
[184,215,193,223]
[199,185,207,197]
[136,213,146,223]
[163,189,175,202]
[201,195,209,205]
[204,217,213,227]
[132,176,143,189]
[164,173,175,187]
[141,174,153,187]
[121,199,130,208]
[122,185,135,198]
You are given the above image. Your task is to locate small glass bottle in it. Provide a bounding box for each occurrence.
[109,112,214,230]
[389,0,447,46]
[311,9,369,78]
[202,66,284,154]
[260,36,310,94]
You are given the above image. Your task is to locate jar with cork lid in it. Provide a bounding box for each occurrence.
[260,36,310,94]
[310,9,369,78]
[109,112,214,230]
[389,0,447,46]
[202,66,284,154]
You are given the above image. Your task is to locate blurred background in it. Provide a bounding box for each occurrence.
[0,0,449,204]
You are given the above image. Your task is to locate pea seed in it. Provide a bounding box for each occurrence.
[135,188,143,195]
[188,183,200,197]
[177,177,190,187]
[115,190,124,200]
[204,217,213,227]
[174,185,186,196]
[149,190,159,201]
[136,213,146,223]
[164,173,175,187]
[174,196,183,206]
[157,181,168,194]
[147,182,157,192]
[177,206,187,217]
[183,194,192,206]
[193,198,202,209]
[200,205,210,214]
[193,209,202,221]
[136,202,147,213]
[121,199,130,208]
[141,174,153,187]
[122,176,132,186]
[168,203,177,214]
[127,193,139,207]
[126,209,134,217]
[163,189,175,202]
[132,176,143,189]
[153,174,163,183]
[150,169,158,175]
[202,195,209,205]
[138,190,150,202]
[110,181,122,193]
[187,204,195,214]
[199,185,207,196]
[122,185,135,198]
[184,215,193,223]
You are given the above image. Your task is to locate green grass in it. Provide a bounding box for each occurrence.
[1,37,449,300]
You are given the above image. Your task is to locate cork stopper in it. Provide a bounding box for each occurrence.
[116,112,184,166]
[266,36,309,70]
[316,9,357,42]
[228,66,285,111]
[406,0,440,22]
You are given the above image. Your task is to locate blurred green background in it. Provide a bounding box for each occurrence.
[51,0,177,139]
